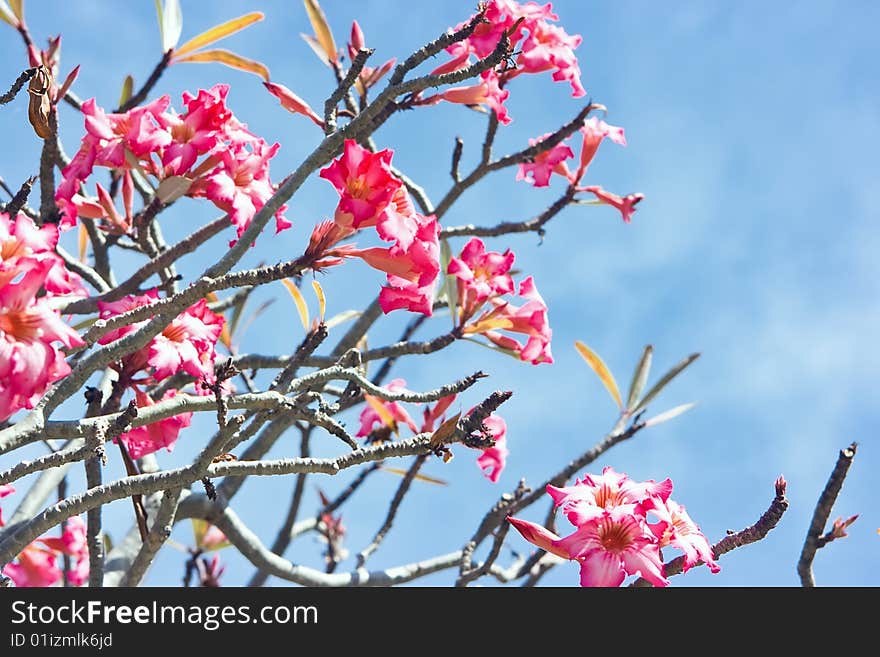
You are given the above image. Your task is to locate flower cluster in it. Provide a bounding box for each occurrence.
[0,493,90,588]
[508,467,719,586]
[319,140,441,315]
[96,290,223,458]
[1,214,85,420]
[449,238,552,365]
[355,382,508,483]
[56,84,289,242]
[425,1,585,124]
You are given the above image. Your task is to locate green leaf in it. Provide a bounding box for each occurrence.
[161,0,183,52]
[632,353,700,414]
[575,341,623,410]
[626,344,653,411]
[643,402,697,428]
[118,74,134,108]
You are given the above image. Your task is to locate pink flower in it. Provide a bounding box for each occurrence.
[82,95,172,168]
[2,544,61,588]
[97,291,224,382]
[509,468,719,586]
[555,509,668,587]
[436,1,584,97]
[569,117,627,184]
[475,413,509,483]
[579,185,644,224]
[467,276,554,364]
[117,389,193,460]
[546,466,672,526]
[644,498,720,574]
[319,140,402,230]
[158,84,233,176]
[0,260,85,421]
[0,211,86,296]
[517,20,585,97]
[420,395,457,433]
[0,484,13,498]
[356,378,419,439]
[2,515,90,587]
[149,299,224,381]
[432,71,512,125]
[71,175,135,235]
[197,137,290,241]
[448,237,515,321]
[351,214,441,316]
[263,81,324,128]
[516,134,575,187]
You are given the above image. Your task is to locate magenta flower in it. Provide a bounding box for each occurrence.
[432,71,512,125]
[2,515,90,588]
[0,484,13,498]
[320,140,402,231]
[448,237,516,321]
[355,378,419,439]
[469,276,554,365]
[117,389,193,460]
[475,413,509,483]
[568,118,627,185]
[0,211,85,296]
[547,466,672,526]
[517,20,585,97]
[644,498,720,574]
[516,134,575,187]
[556,509,668,587]
[509,468,719,586]
[351,213,441,316]
[2,544,62,588]
[198,137,290,241]
[97,291,224,383]
[157,84,233,176]
[579,185,645,224]
[0,260,85,421]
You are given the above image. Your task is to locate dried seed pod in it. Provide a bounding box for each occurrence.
[27,65,53,139]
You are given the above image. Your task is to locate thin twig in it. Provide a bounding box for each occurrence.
[797,443,857,587]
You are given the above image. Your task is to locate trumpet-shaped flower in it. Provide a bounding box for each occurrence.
[320,140,402,230]
[431,71,512,125]
[475,413,509,483]
[0,260,85,421]
[579,185,645,224]
[508,468,718,586]
[117,389,193,460]
[516,134,575,187]
[0,211,85,296]
[355,378,419,439]
[448,237,516,320]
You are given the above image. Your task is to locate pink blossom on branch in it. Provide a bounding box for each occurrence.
[579,185,645,224]
[516,134,575,187]
[475,413,509,483]
[425,70,512,125]
[0,211,86,296]
[117,389,194,460]
[569,117,627,185]
[508,469,718,586]
[263,81,325,128]
[319,139,402,231]
[0,260,85,422]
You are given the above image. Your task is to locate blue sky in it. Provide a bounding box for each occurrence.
[1,1,877,586]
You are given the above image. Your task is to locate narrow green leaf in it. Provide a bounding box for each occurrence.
[643,402,697,428]
[626,344,653,411]
[575,341,623,410]
[632,353,701,414]
[174,12,264,57]
[118,74,134,108]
